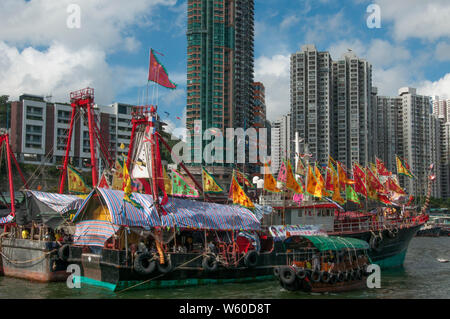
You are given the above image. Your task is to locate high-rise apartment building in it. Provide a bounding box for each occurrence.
[441,121,450,199]
[398,87,439,197]
[433,96,447,122]
[271,114,291,175]
[290,44,333,167]
[186,0,255,166]
[331,51,373,169]
[373,95,403,171]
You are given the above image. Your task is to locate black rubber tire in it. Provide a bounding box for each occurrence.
[370,235,383,252]
[311,270,321,283]
[296,268,307,280]
[337,271,345,282]
[134,252,157,275]
[273,267,280,277]
[280,267,296,285]
[58,244,70,261]
[363,264,371,276]
[342,271,349,282]
[157,256,173,274]
[244,250,258,268]
[321,271,331,284]
[329,273,337,285]
[202,255,218,272]
[356,268,363,280]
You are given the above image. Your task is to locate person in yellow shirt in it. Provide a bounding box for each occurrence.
[21,229,29,239]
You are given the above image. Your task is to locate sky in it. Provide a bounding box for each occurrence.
[1,0,450,130]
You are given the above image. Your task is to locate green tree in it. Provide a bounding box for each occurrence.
[0,95,9,128]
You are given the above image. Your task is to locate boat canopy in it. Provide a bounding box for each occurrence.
[72,188,260,231]
[1,191,84,226]
[298,235,369,252]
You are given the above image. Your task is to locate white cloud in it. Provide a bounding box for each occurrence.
[435,42,450,61]
[417,73,450,99]
[374,0,450,41]
[0,0,180,105]
[254,54,290,121]
[0,41,114,103]
[280,15,300,29]
[0,0,176,52]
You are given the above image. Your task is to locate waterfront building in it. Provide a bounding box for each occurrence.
[9,94,134,170]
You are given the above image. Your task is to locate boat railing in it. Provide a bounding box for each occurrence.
[330,215,426,235]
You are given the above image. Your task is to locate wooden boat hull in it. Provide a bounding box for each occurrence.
[0,238,69,282]
[68,244,287,291]
[416,227,441,237]
[337,223,422,269]
[280,277,366,293]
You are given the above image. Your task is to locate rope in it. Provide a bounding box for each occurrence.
[116,252,206,294]
[0,248,58,265]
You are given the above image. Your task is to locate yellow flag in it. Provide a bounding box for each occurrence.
[315,165,325,195]
[202,167,224,194]
[122,162,142,208]
[306,165,322,199]
[67,166,91,194]
[332,172,345,205]
[396,156,413,178]
[231,176,255,209]
[264,162,281,193]
[286,160,304,194]
[112,160,124,190]
[163,167,172,195]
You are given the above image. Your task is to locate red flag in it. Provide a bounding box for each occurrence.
[385,177,406,195]
[367,168,386,194]
[148,49,177,89]
[376,158,391,176]
[353,164,367,196]
[98,174,109,189]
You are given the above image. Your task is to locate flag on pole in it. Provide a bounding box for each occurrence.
[277,161,287,182]
[285,160,304,194]
[332,172,346,205]
[171,169,200,198]
[396,156,413,178]
[122,163,142,209]
[202,167,224,194]
[148,49,177,89]
[306,165,322,199]
[353,164,367,196]
[163,167,173,195]
[112,159,125,190]
[67,166,91,194]
[231,176,255,209]
[346,184,360,204]
[376,158,392,176]
[296,157,307,176]
[263,162,281,193]
[385,177,406,195]
[234,170,253,188]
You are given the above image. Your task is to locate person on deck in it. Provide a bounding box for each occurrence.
[312,252,320,272]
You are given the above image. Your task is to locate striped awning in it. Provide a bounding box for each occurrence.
[29,191,85,214]
[73,220,120,247]
[73,188,260,231]
[160,197,260,231]
[0,214,14,224]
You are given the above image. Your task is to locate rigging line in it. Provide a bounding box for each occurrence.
[24,110,82,188]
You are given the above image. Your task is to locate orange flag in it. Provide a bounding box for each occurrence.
[285,160,304,194]
[231,176,254,209]
[264,162,281,193]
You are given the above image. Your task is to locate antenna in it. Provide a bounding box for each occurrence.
[44,94,53,103]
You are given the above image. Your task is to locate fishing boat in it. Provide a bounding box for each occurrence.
[258,151,433,269]
[274,235,371,293]
[435,216,450,236]
[0,132,87,282]
[416,217,442,237]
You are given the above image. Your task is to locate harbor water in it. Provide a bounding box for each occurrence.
[0,237,449,299]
